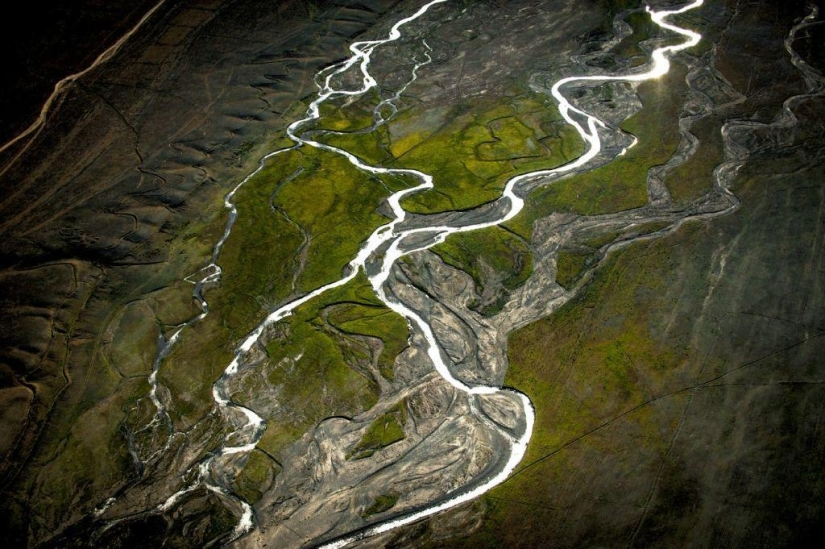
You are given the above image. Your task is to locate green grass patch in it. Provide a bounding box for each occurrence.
[326,302,409,380]
[161,142,407,430]
[611,9,656,62]
[263,319,377,410]
[313,90,381,132]
[583,230,622,250]
[390,93,583,213]
[27,376,142,541]
[234,449,279,505]
[362,492,400,518]
[321,127,393,166]
[557,218,679,289]
[313,94,395,166]
[255,318,379,456]
[149,282,203,327]
[477,116,543,160]
[210,148,307,337]
[450,224,710,547]
[348,401,407,460]
[270,149,400,294]
[254,274,408,457]
[555,250,591,288]
[432,225,533,295]
[159,314,237,428]
[627,220,674,237]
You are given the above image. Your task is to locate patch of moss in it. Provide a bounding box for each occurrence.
[348,401,407,460]
[322,127,393,166]
[314,94,395,166]
[432,225,533,297]
[149,282,202,327]
[209,148,307,338]
[583,230,622,250]
[165,491,238,546]
[611,9,656,62]
[160,143,407,430]
[555,250,591,288]
[362,492,400,518]
[234,449,279,505]
[315,96,377,132]
[264,318,377,407]
[26,376,143,540]
[105,301,158,378]
[477,116,543,160]
[159,314,237,428]
[244,273,409,458]
[270,149,400,294]
[390,93,582,214]
[627,220,674,238]
[450,224,710,547]
[326,302,409,380]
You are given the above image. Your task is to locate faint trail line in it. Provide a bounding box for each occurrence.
[0,0,167,160]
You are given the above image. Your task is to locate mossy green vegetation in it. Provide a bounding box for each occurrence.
[628,220,674,237]
[26,375,144,540]
[323,128,393,166]
[260,317,378,452]
[269,150,398,294]
[166,491,238,545]
[431,225,534,311]
[149,282,204,327]
[362,492,400,518]
[557,221,678,288]
[307,86,582,306]
[159,142,409,430]
[390,93,583,213]
[316,96,395,166]
[348,401,407,460]
[611,9,656,63]
[326,301,409,380]
[583,230,622,250]
[105,301,158,378]
[555,250,591,288]
[234,449,279,505]
[315,95,378,132]
[254,273,408,457]
[216,141,406,333]
[22,246,237,537]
